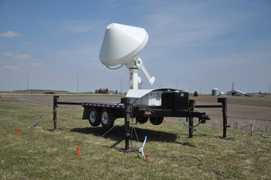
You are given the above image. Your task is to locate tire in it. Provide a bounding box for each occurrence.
[101,111,114,130]
[150,117,163,125]
[136,116,148,124]
[88,109,101,127]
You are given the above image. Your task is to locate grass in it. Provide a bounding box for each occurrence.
[0,98,271,180]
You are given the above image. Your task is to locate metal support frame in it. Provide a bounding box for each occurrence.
[188,100,195,138]
[52,95,228,148]
[53,96,59,130]
[194,97,228,138]
[122,97,140,151]
[123,98,131,150]
[218,98,228,138]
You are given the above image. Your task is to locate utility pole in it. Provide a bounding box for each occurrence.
[119,79,123,93]
[26,70,30,91]
[27,77,29,90]
[76,72,79,92]
[175,78,179,89]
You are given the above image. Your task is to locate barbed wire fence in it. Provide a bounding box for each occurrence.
[227,116,271,136]
[203,112,271,137]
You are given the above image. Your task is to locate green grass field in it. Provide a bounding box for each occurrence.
[0,97,271,180]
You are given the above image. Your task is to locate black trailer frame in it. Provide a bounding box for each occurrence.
[52,95,228,151]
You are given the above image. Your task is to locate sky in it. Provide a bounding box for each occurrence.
[0,0,271,93]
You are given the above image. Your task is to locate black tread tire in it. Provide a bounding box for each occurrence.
[101,111,114,130]
[150,117,163,125]
[136,116,148,124]
[88,109,101,127]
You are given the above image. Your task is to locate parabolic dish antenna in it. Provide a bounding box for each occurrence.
[99,23,155,90]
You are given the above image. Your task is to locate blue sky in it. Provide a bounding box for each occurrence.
[0,0,270,93]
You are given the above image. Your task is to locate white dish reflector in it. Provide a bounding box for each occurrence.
[99,23,149,67]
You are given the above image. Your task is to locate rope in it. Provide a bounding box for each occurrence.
[129,126,140,150]
[28,115,43,128]
[132,126,139,142]
[126,117,144,154]
[102,125,116,137]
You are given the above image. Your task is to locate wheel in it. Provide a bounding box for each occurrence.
[150,117,163,125]
[88,109,101,127]
[136,116,148,124]
[101,111,114,130]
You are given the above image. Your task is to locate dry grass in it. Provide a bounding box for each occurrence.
[0,95,271,179]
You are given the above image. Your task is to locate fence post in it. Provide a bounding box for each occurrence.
[218,98,228,138]
[53,96,59,130]
[188,100,195,138]
[250,120,255,136]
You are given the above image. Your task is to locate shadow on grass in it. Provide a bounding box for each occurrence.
[71,126,178,143]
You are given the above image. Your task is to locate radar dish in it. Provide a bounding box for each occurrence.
[99,23,149,67]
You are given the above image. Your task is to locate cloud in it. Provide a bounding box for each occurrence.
[145,12,241,50]
[1,65,18,70]
[14,53,32,60]
[61,19,107,34]
[2,52,13,57]
[1,52,32,61]
[30,62,42,67]
[63,21,94,33]
[0,31,21,38]
[66,24,93,33]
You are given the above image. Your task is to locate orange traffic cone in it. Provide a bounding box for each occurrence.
[76,145,81,157]
[15,128,21,137]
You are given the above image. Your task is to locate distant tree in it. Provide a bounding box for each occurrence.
[193,91,199,97]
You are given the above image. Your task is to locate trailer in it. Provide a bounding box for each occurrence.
[79,89,210,129]
[53,88,228,151]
